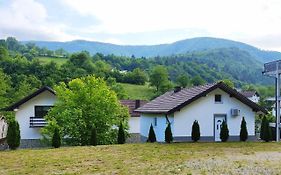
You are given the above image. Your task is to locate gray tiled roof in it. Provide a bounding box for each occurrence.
[135,82,267,114]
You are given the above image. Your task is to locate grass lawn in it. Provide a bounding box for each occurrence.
[1,142,281,174]
[119,83,155,100]
[35,56,68,66]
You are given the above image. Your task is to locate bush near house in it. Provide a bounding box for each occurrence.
[260,116,272,142]
[165,123,173,143]
[191,120,200,142]
[220,120,229,142]
[117,123,125,144]
[240,117,248,141]
[147,124,156,142]
[7,120,20,150]
[52,127,61,148]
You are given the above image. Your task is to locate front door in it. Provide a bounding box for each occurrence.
[214,115,226,142]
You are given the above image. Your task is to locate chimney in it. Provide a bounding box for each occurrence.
[174,86,181,93]
[135,100,141,109]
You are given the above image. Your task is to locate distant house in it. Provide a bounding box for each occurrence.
[240,91,260,103]
[0,116,8,143]
[135,82,266,142]
[5,87,146,148]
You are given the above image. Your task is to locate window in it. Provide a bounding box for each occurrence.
[35,106,53,118]
[154,117,157,126]
[215,94,222,103]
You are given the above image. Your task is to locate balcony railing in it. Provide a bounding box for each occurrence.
[30,117,47,128]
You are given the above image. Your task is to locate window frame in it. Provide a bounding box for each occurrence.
[34,105,53,118]
[214,94,222,103]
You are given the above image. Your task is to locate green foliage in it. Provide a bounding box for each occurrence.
[191,75,206,86]
[7,120,20,150]
[165,123,173,143]
[52,127,61,148]
[90,125,97,146]
[240,117,248,141]
[0,68,11,108]
[117,123,126,144]
[220,79,234,88]
[260,116,272,142]
[43,76,129,145]
[149,65,170,92]
[147,124,156,143]
[176,74,190,87]
[191,120,200,142]
[220,120,229,142]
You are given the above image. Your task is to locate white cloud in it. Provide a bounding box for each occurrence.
[0,0,75,41]
[61,0,281,50]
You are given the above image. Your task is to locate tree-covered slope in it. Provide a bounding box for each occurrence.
[24,37,281,63]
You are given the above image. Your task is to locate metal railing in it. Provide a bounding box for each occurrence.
[30,117,47,128]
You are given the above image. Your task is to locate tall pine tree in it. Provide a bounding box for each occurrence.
[264,118,272,142]
[147,124,156,142]
[165,123,173,143]
[7,120,20,150]
[240,117,248,141]
[191,120,200,142]
[52,127,61,148]
[260,116,267,140]
[90,125,97,146]
[220,120,229,142]
[117,122,125,144]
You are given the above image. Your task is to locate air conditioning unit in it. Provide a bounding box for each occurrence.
[231,109,240,117]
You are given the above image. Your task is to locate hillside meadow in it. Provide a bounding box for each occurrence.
[1,142,281,174]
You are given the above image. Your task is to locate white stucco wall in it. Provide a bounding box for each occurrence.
[140,88,256,142]
[128,117,140,133]
[15,91,57,139]
[140,114,174,142]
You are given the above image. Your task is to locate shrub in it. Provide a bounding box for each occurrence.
[7,120,20,150]
[90,125,97,146]
[52,127,61,148]
[117,122,125,144]
[147,124,156,142]
[260,116,272,142]
[165,123,173,143]
[220,120,229,142]
[191,120,200,142]
[240,117,248,141]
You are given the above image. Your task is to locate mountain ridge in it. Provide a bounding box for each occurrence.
[22,37,281,63]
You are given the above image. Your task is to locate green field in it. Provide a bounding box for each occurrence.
[35,56,68,65]
[1,142,281,174]
[119,83,155,100]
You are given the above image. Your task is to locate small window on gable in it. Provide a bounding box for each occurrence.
[215,94,222,103]
[154,117,157,126]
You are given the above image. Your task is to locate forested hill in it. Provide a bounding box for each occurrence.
[24,37,281,63]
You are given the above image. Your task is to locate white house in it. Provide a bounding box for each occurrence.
[5,87,146,147]
[240,91,260,103]
[135,82,267,142]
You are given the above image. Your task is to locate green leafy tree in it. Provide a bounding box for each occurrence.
[191,75,206,86]
[52,127,61,148]
[240,117,248,141]
[42,76,129,145]
[220,79,234,88]
[220,120,229,142]
[191,120,200,142]
[176,74,190,87]
[165,123,173,143]
[149,65,169,91]
[90,125,97,146]
[147,124,156,142]
[7,120,21,150]
[117,122,126,144]
[0,69,11,108]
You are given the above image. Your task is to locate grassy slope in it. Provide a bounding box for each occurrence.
[119,83,155,100]
[1,142,281,174]
[35,56,68,65]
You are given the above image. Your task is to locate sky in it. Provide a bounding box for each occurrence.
[0,0,281,51]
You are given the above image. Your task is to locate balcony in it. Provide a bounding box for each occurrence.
[30,117,47,128]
